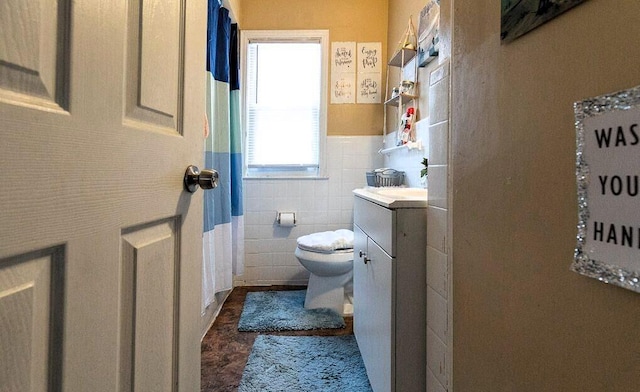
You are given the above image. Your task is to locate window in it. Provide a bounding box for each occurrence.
[242,30,328,178]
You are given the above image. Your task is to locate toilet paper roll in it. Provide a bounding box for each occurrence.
[278,212,296,227]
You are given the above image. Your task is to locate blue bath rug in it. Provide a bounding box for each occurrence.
[237,290,345,332]
[239,335,372,392]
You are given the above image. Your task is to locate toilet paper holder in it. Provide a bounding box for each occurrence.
[276,212,297,226]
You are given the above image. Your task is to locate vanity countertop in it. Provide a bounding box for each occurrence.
[353,187,428,209]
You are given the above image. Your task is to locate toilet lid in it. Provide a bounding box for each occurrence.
[297,229,354,253]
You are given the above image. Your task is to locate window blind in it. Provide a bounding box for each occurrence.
[245,41,322,169]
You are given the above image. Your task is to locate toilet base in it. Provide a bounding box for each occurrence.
[304,272,353,316]
[343,293,354,316]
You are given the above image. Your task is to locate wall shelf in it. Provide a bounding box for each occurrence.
[384,93,419,107]
[378,140,423,155]
[383,46,418,144]
[388,48,417,67]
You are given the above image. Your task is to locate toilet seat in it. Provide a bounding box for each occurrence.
[295,245,353,262]
[296,229,354,253]
[295,246,353,262]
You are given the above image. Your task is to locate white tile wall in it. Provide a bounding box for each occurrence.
[427,206,447,253]
[382,119,429,188]
[375,61,451,391]
[427,247,448,299]
[427,368,447,392]
[237,135,383,286]
[426,59,450,392]
[427,286,448,342]
[428,165,448,209]
[427,327,449,388]
[428,121,448,165]
[428,63,450,125]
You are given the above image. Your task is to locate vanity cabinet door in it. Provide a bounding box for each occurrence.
[354,224,394,392]
[353,224,369,341]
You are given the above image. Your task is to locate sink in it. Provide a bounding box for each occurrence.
[353,187,428,208]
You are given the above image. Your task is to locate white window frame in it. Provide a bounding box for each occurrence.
[241,30,329,179]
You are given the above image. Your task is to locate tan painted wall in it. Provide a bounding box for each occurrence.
[387,0,444,131]
[450,0,640,390]
[225,0,242,23]
[387,0,428,118]
[239,0,389,136]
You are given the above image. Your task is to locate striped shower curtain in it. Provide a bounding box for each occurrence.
[203,1,244,312]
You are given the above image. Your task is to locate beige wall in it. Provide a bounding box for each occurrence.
[225,0,242,23]
[387,0,440,128]
[239,0,388,136]
[387,0,425,106]
[451,0,640,390]
[387,0,449,130]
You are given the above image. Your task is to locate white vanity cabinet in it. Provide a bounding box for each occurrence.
[353,193,427,392]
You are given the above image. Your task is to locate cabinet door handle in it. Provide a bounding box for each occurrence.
[358,250,370,264]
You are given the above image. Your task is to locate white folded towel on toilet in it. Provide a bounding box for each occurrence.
[297,229,354,252]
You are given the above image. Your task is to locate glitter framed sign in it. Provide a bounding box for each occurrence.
[573,85,640,293]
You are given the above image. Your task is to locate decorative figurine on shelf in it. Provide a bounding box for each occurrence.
[397,107,415,145]
[397,17,417,52]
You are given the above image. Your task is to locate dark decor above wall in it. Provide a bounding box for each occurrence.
[501,0,587,42]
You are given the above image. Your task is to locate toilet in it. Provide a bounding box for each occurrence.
[294,229,354,315]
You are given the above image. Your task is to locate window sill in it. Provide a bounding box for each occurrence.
[243,175,329,181]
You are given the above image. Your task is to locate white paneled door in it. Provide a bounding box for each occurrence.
[0,1,206,391]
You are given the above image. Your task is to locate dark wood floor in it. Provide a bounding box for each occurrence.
[200,285,354,392]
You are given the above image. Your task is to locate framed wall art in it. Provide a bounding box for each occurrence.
[501,0,586,42]
[573,85,640,293]
[417,0,440,67]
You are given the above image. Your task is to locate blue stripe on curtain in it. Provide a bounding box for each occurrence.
[203,149,242,232]
[229,87,242,215]
[207,3,230,82]
[229,23,240,91]
[229,150,243,215]
[203,0,244,311]
[204,8,242,227]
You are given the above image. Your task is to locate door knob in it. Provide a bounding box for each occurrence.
[184,165,218,193]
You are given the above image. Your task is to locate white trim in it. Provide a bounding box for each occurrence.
[240,29,329,179]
